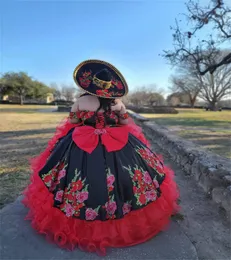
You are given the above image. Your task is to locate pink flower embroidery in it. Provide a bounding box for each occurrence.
[145,190,157,202]
[64,203,75,217]
[122,203,131,215]
[58,169,66,181]
[55,190,64,202]
[76,191,89,203]
[85,208,98,221]
[105,201,117,215]
[143,172,152,184]
[153,179,159,189]
[107,175,115,187]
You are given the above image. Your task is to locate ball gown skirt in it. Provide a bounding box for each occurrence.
[22,112,179,255]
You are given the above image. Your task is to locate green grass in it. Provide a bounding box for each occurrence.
[141,109,231,158]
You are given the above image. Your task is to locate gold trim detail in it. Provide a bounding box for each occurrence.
[73,59,129,99]
[92,75,112,90]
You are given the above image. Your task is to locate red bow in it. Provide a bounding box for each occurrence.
[72,126,129,154]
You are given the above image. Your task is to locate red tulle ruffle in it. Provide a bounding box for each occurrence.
[22,118,179,255]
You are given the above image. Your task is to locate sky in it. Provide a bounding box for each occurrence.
[0,0,210,94]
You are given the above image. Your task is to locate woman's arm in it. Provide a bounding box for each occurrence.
[69,100,80,124]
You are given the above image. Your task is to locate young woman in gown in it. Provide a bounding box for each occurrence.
[23,59,179,255]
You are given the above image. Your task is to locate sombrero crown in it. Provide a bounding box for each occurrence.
[73,60,128,99]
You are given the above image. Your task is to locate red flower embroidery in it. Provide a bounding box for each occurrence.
[71,180,83,192]
[79,78,91,88]
[43,174,53,183]
[107,175,115,186]
[153,179,159,189]
[66,193,75,201]
[116,81,123,90]
[58,169,66,181]
[143,172,152,184]
[96,89,111,97]
[145,190,157,202]
[76,191,89,203]
[64,203,75,217]
[122,203,131,215]
[133,170,142,181]
[55,190,64,202]
[85,208,98,221]
[138,194,147,205]
[105,201,117,215]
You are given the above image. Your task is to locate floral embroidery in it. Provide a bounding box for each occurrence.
[79,70,92,88]
[136,146,165,177]
[55,190,64,202]
[102,168,117,219]
[60,169,89,217]
[41,161,67,191]
[106,172,115,192]
[122,202,132,215]
[123,165,158,206]
[85,207,100,220]
[112,78,124,90]
[96,89,111,97]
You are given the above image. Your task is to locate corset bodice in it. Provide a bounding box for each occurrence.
[70,110,119,128]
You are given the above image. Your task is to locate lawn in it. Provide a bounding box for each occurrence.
[0,105,67,208]
[141,109,231,159]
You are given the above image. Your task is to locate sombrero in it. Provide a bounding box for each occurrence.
[73,59,129,99]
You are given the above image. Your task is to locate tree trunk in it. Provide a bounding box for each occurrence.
[20,95,23,105]
[190,97,196,108]
[209,101,217,111]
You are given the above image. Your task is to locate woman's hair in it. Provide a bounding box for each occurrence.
[80,92,114,113]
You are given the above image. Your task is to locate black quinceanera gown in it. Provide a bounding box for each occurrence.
[23,110,179,255]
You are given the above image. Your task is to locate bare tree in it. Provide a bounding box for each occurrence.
[61,85,77,102]
[50,82,62,100]
[163,0,231,75]
[128,87,165,107]
[198,63,231,109]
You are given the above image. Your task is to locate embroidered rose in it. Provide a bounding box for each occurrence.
[43,174,53,183]
[64,203,75,217]
[153,179,159,189]
[76,191,89,203]
[50,181,57,192]
[80,78,91,88]
[58,169,66,181]
[138,194,147,205]
[85,208,98,221]
[133,170,142,182]
[71,180,83,192]
[116,81,123,90]
[145,190,157,202]
[66,193,75,201]
[105,201,117,215]
[96,90,111,97]
[143,172,152,184]
[122,203,131,215]
[55,190,64,202]
[107,175,115,187]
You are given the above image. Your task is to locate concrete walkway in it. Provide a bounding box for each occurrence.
[0,197,198,260]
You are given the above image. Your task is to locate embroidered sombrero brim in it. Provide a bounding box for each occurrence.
[73,59,129,99]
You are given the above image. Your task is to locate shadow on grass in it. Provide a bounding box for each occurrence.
[0,128,56,138]
[0,127,57,208]
[153,118,231,128]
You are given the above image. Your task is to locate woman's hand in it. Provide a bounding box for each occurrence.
[111,99,126,113]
